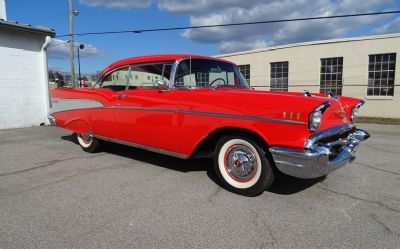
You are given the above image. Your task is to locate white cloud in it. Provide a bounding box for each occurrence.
[79,0,151,9]
[179,0,395,53]
[79,0,398,53]
[373,17,400,34]
[47,39,103,59]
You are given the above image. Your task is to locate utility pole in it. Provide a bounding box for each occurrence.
[69,0,75,87]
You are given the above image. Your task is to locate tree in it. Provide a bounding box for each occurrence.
[54,72,65,88]
[48,71,55,82]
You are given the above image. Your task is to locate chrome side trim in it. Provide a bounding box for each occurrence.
[49,100,306,125]
[51,98,104,114]
[305,124,353,149]
[177,109,306,124]
[94,135,189,159]
[106,106,306,125]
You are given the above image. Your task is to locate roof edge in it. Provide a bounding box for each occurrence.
[0,19,55,37]
[216,32,400,58]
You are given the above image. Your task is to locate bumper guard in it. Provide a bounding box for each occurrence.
[269,127,369,179]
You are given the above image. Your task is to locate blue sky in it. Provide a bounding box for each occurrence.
[5,0,400,74]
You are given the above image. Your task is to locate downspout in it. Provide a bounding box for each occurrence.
[41,36,52,125]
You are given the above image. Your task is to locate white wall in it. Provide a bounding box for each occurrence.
[0,0,6,20]
[0,28,49,129]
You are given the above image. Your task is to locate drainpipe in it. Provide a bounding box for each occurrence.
[41,36,52,125]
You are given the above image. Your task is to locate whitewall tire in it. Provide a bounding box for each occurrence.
[214,136,275,196]
[77,133,101,153]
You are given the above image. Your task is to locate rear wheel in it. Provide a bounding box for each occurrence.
[77,133,101,153]
[214,136,274,196]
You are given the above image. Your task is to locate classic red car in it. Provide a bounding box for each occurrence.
[50,54,369,196]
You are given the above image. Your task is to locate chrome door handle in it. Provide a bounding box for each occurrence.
[118,94,129,99]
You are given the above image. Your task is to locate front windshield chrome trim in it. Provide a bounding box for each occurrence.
[170,57,250,91]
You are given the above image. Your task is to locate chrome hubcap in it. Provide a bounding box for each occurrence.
[80,134,92,144]
[225,145,258,181]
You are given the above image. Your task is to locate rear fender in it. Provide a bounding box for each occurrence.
[63,119,91,135]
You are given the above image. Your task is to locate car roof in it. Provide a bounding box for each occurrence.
[102,54,233,75]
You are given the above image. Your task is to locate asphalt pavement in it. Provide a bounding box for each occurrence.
[0,123,399,249]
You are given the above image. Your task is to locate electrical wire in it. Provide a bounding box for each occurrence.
[55,10,400,38]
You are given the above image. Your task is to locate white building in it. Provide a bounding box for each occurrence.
[217,33,400,119]
[0,0,55,129]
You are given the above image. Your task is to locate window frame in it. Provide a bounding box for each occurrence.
[238,64,251,85]
[367,53,396,97]
[172,58,249,89]
[96,61,174,91]
[270,61,289,92]
[319,57,344,96]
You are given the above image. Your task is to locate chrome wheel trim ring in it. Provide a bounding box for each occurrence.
[224,144,258,182]
[77,134,93,148]
[218,139,262,189]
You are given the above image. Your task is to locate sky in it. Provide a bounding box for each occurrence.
[5,0,400,74]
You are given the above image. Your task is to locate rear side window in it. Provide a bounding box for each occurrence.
[101,67,130,91]
[128,62,172,89]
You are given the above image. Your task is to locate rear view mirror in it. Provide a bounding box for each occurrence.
[158,80,169,91]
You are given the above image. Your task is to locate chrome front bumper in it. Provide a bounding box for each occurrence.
[269,126,370,179]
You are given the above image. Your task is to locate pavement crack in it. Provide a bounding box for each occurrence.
[0,154,104,177]
[1,163,136,196]
[354,162,400,176]
[370,214,400,238]
[366,145,399,155]
[315,185,400,214]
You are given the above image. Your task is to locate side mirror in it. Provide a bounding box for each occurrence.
[158,80,169,91]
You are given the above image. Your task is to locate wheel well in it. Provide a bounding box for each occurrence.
[191,127,269,158]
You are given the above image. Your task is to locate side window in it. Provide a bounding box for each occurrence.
[101,67,129,91]
[174,59,240,88]
[128,62,173,89]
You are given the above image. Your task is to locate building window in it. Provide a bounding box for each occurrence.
[320,57,343,95]
[367,53,396,96]
[238,64,250,85]
[270,62,288,91]
[196,72,209,87]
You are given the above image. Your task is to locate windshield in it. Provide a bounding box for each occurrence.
[174,58,249,88]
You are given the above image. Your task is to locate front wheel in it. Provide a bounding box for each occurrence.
[77,133,101,153]
[214,136,275,196]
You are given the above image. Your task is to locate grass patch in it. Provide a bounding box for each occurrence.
[358,117,400,125]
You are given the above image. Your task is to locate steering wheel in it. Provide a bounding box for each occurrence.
[209,78,227,86]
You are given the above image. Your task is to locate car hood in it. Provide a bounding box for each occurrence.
[208,88,350,130]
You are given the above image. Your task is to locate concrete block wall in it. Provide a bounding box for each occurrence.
[0,29,49,129]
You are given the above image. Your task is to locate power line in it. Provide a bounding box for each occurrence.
[56,10,400,38]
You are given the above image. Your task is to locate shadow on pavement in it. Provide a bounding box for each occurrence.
[61,133,323,195]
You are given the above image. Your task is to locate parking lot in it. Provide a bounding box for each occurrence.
[0,124,399,248]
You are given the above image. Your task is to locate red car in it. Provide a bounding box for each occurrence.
[50,54,369,196]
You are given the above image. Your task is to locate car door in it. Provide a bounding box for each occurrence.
[114,62,181,154]
[90,66,131,139]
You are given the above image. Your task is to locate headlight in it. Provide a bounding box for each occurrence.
[351,100,364,123]
[309,111,322,131]
[308,102,330,131]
